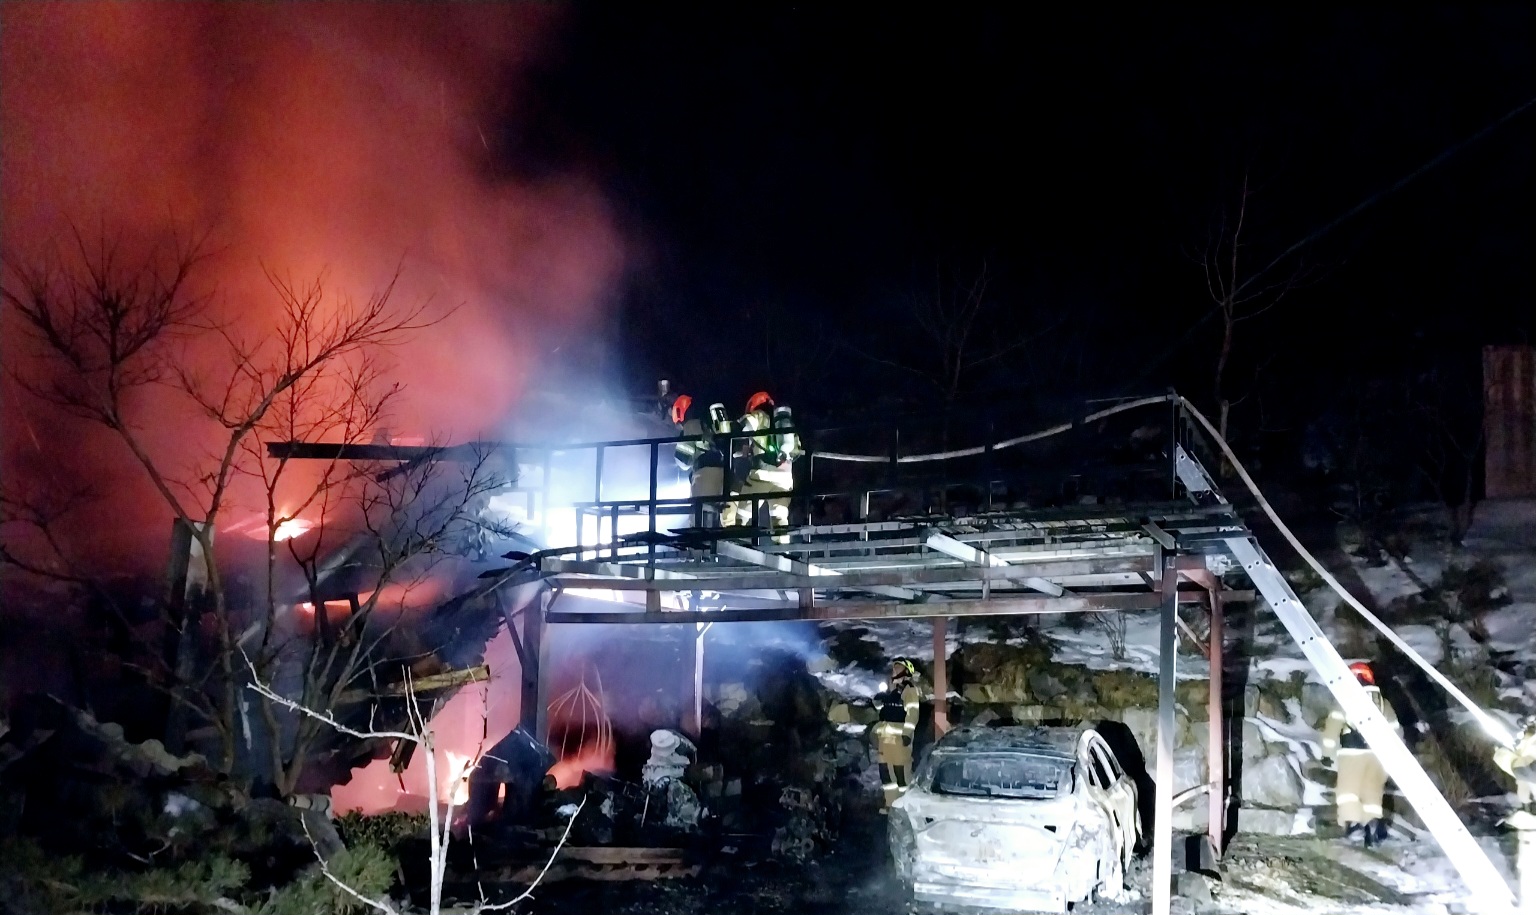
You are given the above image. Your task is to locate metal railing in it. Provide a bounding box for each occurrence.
[269,391,1196,556]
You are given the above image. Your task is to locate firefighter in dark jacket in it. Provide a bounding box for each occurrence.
[1321,660,1402,846]
[873,658,922,812]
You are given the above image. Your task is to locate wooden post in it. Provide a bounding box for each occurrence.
[1208,588,1225,857]
[932,617,949,737]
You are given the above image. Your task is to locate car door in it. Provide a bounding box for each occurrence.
[1088,737,1137,868]
[1075,733,1119,862]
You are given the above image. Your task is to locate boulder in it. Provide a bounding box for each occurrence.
[1239,718,1274,770]
[1299,683,1335,729]
[1120,708,1158,754]
[1170,798,1209,833]
[1239,805,1315,835]
[1028,670,1068,703]
[1174,746,1207,792]
[1242,754,1305,810]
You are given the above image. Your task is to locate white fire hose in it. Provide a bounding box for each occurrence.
[815,393,1516,750]
[1175,397,1517,751]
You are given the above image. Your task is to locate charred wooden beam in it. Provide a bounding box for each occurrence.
[335,664,489,705]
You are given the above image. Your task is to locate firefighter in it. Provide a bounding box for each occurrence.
[1321,660,1402,847]
[872,658,922,813]
[672,395,732,528]
[1495,718,1536,913]
[727,391,802,543]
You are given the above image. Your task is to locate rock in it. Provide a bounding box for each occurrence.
[1254,690,1286,721]
[1170,798,1209,833]
[1120,708,1158,754]
[1237,806,1304,835]
[1239,719,1273,770]
[827,703,852,724]
[1028,670,1068,703]
[1175,871,1214,904]
[1299,683,1334,728]
[1174,746,1207,793]
[1242,754,1305,809]
[969,708,1001,727]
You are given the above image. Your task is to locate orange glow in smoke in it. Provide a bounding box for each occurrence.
[0,3,625,573]
[548,743,616,789]
[271,518,314,542]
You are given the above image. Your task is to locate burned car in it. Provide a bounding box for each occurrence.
[888,724,1140,912]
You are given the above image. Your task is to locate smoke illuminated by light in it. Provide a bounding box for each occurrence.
[271,518,314,542]
[0,3,626,569]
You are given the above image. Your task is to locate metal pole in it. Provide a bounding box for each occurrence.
[933,618,949,738]
[649,442,659,567]
[594,445,605,503]
[693,622,707,740]
[527,588,549,742]
[1208,587,1225,856]
[1152,557,1177,915]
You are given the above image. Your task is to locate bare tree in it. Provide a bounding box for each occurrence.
[1197,175,1310,460]
[1411,363,1489,545]
[0,225,459,775]
[256,439,514,796]
[248,668,583,915]
[852,260,1062,449]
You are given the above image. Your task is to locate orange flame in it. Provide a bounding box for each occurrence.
[548,743,616,789]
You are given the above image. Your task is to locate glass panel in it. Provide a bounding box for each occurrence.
[927,752,1072,799]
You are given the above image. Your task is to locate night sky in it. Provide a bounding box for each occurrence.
[519,6,1533,434]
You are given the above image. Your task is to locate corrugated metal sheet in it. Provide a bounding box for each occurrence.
[1484,345,1536,499]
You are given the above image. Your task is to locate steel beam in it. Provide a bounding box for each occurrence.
[543,559,699,580]
[715,540,921,601]
[543,557,1157,595]
[544,590,1221,624]
[923,530,1068,596]
[1208,587,1225,856]
[528,587,549,742]
[933,617,950,737]
[1174,446,1515,912]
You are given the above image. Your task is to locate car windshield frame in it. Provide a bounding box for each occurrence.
[920,749,1075,800]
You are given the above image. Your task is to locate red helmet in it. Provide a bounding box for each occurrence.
[745,391,774,414]
[670,394,693,426]
[1349,661,1375,685]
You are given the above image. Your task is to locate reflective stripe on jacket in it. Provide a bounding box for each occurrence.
[1320,685,1401,757]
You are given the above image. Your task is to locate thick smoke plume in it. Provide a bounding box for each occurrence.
[0,3,624,568]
